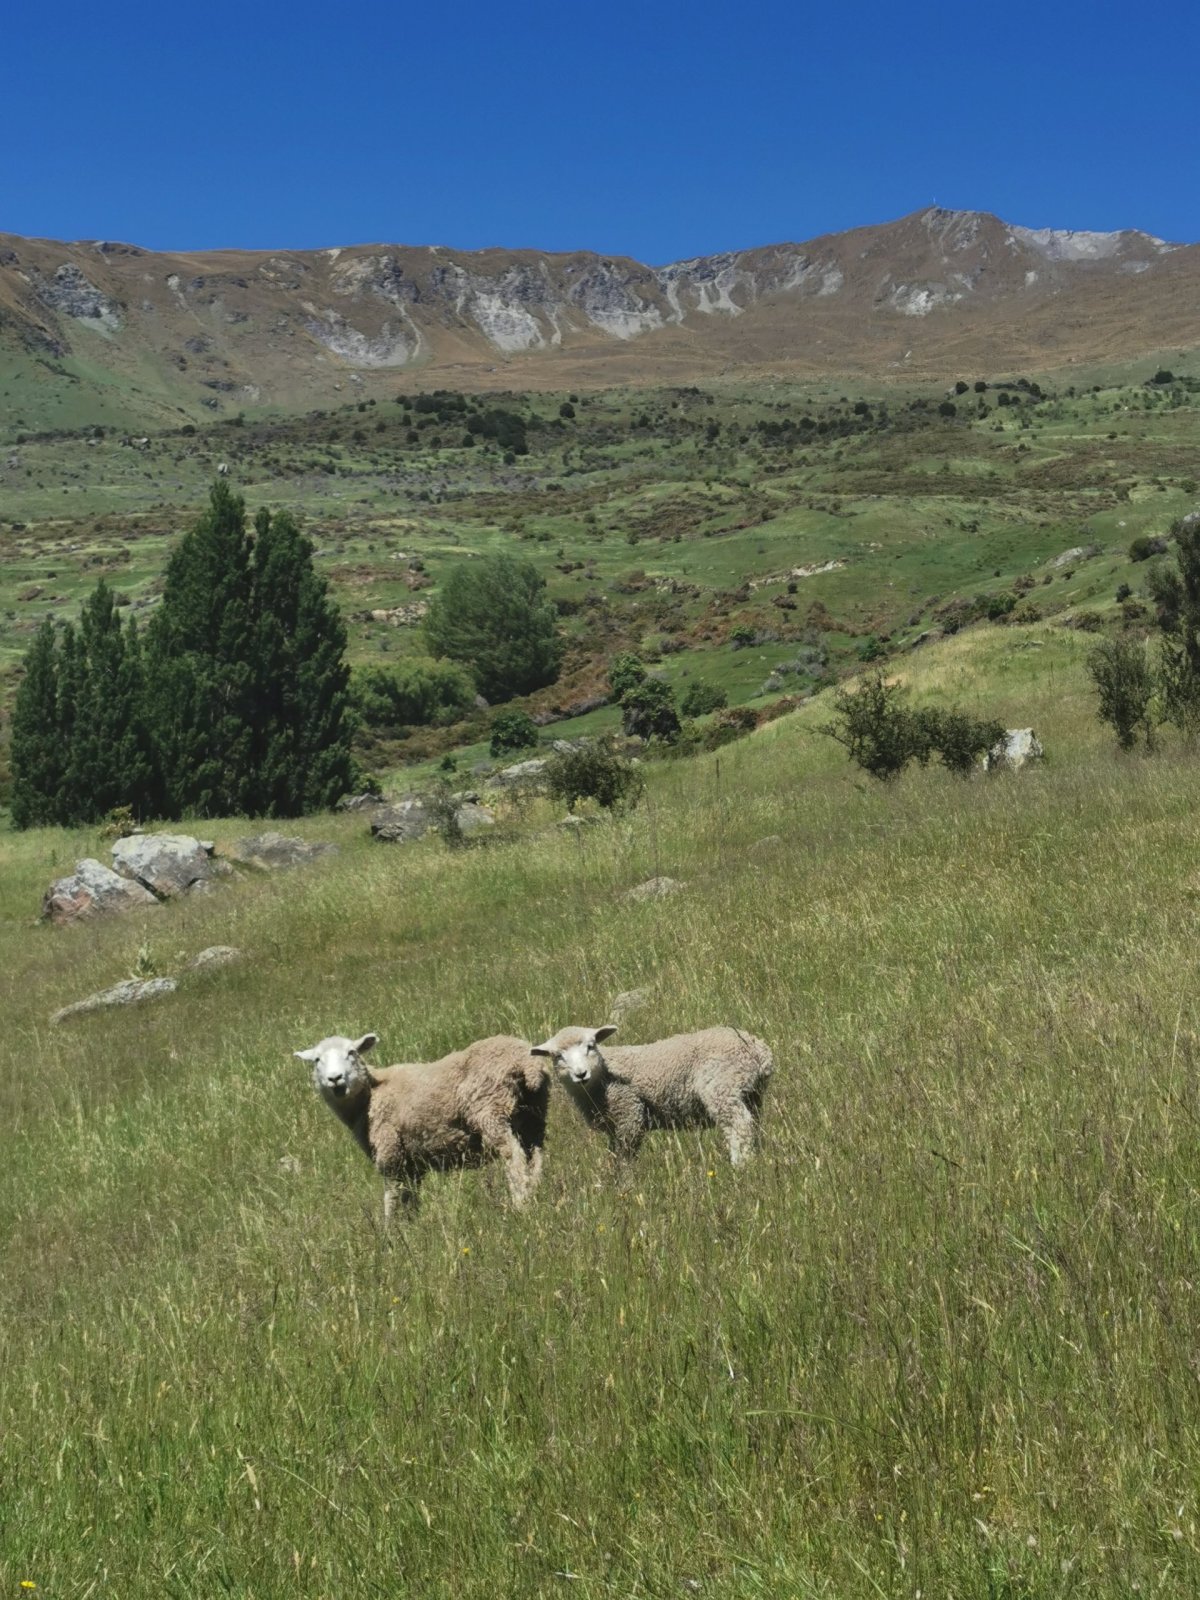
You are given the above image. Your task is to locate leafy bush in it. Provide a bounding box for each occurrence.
[424,554,562,703]
[607,652,647,703]
[821,674,918,782]
[620,678,682,742]
[912,707,1006,777]
[1088,636,1156,752]
[703,705,757,751]
[489,709,539,757]
[1129,534,1168,562]
[678,680,728,718]
[351,658,475,733]
[822,673,1003,782]
[545,741,644,813]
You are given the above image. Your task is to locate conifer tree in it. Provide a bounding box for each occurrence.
[9,620,63,829]
[146,481,256,816]
[247,506,355,815]
[67,580,131,819]
[10,482,356,826]
[424,553,562,702]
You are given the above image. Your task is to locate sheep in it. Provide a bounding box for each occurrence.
[532,1023,773,1166]
[293,1032,549,1221]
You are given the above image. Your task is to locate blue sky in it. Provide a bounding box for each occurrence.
[5,0,1197,261]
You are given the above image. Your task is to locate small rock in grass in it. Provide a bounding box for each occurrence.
[622,876,686,904]
[186,945,243,972]
[51,977,178,1026]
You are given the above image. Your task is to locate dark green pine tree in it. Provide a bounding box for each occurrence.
[65,580,132,819]
[112,616,161,818]
[10,620,63,829]
[424,552,562,703]
[146,481,256,816]
[54,623,89,824]
[248,506,355,815]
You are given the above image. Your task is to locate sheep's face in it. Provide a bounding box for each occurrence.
[532,1026,617,1087]
[294,1034,379,1106]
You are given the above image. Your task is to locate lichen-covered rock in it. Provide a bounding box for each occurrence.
[487,757,549,789]
[984,728,1045,773]
[226,832,335,870]
[455,801,495,835]
[370,799,433,843]
[622,876,686,904]
[50,977,177,1026]
[186,945,243,972]
[371,797,495,842]
[111,833,229,897]
[42,859,159,925]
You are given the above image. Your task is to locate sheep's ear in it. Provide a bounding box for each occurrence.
[530,1041,556,1058]
[593,1025,618,1044]
[294,1047,321,1062]
[353,1033,379,1055]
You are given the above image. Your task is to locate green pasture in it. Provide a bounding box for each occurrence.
[4,625,1200,1595]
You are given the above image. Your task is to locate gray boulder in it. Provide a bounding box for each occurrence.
[455,801,496,835]
[226,832,335,871]
[186,945,243,972]
[50,977,177,1026]
[371,798,434,843]
[622,876,686,904]
[984,728,1045,773]
[371,797,495,843]
[112,833,229,898]
[488,757,549,789]
[42,858,159,925]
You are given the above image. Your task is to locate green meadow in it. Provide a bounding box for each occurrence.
[4,620,1200,1597]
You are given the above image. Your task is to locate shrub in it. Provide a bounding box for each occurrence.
[620,678,682,742]
[351,658,475,733]
[728,624,756,650]
[1129,534,1168,562]
[1088,636,1156,751]
[679,680,728,718]
[822,673,1003,782]
[489,709,539,757]
[703,705,757,751]
[545,741,644,813]
[607,652,647,703]
[821,673,920,782]
[424,553,562,702]
[912,707,1006,777]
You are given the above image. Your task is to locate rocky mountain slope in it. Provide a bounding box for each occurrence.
[2,207,1197,428]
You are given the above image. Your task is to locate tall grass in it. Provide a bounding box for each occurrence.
[2,627,1199,1597]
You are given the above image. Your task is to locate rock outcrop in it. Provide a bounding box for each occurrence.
[42,859,159,925]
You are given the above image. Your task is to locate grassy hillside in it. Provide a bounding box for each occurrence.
[4,625,1200,1597]
[2,367,1198,787]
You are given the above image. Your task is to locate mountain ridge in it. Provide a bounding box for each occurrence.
[3,207,1198,430]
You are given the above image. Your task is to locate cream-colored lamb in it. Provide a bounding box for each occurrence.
[294,1032,549,1220]
[532,1023,773,1164]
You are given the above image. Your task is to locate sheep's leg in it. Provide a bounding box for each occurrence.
[723,1099,758,1167]
[480,1122,534,1209]
[383,1179,419,1225]
[524,1144,545,1198]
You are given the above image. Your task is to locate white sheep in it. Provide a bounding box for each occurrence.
[294,1032,549,1221]
[532,1023,773,1165]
